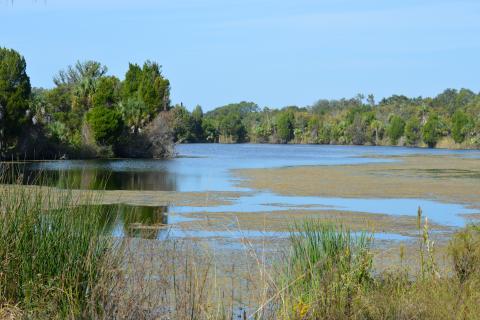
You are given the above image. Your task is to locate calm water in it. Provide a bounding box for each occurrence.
[3,144,480,241]
[7,144,480,192]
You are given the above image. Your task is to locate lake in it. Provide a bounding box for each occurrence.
[4,144,480,243]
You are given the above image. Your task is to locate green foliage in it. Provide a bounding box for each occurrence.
[278,221,373,318]
[86,106,123,145]
[138,61,170,114]
[346,113,367,145]
[276,111,295,143]
[422,113,442,147]
[53,60,107,87]
[386,115,406,144]
[271,219,480,320]
[206,101,258,119]
[405,117,421,145]
[0,47,174,159]
[202,102,255,143]
[201,118,219,142]
[171,104,196,142]
[219,112,246,142]
[369,119,384,145]
[2,45,480,159]
[0,47,31,138]
[121,63,142,100]
[0,183,112,318]
[191,105,204,141]
[118,96,150,133]
[450,225,480,283]
[92,76,120,108]
[451,110,473,144]
[54,60,108,112]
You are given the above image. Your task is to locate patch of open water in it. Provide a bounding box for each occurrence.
[3,144,480,243]
[169,192,478,227]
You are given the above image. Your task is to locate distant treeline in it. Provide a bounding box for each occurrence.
[2,46,479,161]
[171,92,480,148]
[0,47,174,160]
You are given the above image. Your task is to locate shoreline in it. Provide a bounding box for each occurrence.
[1,141,479,163]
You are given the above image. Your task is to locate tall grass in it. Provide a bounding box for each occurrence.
[0,181,113,318]
[267,218,480,320]
[273,221,373,319]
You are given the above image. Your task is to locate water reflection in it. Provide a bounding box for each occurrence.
[99,204,170,239]
[1,163,178,191]
[2,144,480,192]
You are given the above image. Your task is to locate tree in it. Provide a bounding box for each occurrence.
[0,47,31,140]
[422,113,441,147]
[347,113,367,145]
[171,104,196,142]
[219,113,246,142]
[386,115,405,145]
[404,117,421,145]
[122,63,142,100]
[191,105,204,141]
[86,106,123,145]
[432,88,458,114]
[367,94,375,107]
[202,118,219,142]
[369,120,384,145]
[54,60,107,87]
[118,97,150,133]
[276,111,294,143]
[54,60,107,112]
[92,76,120,108]
[451,110,473,144]
[138,61,170,114]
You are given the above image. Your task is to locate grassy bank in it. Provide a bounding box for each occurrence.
[1,179,480,319]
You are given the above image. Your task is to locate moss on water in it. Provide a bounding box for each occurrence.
[234,155,480,208]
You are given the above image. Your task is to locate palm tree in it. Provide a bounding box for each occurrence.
[370,120,383,145]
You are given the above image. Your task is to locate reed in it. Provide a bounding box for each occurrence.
[0,183,112,318]
[266,217,480,320]
[274,221,373,319]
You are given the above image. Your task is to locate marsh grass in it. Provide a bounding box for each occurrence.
[0,179,113,318]
[271,221,373,319]
[0,168,274,319]
[265,218,480,320]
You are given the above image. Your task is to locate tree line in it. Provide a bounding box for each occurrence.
[0,47,174,160]
[171,92,480,148]
[2,46,479,161]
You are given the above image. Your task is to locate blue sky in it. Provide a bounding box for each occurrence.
[1,0,479,111]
